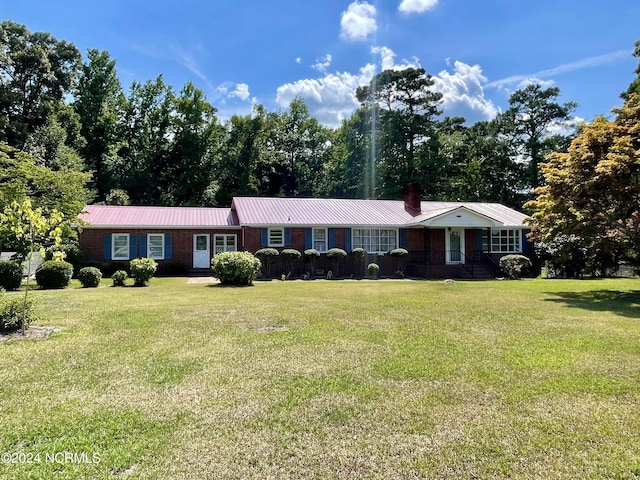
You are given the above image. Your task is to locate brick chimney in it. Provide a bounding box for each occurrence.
[404,182,421,215]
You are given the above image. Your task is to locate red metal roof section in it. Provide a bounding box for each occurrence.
[80,205,237,228]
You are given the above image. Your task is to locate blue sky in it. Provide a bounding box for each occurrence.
[4,0,640,127]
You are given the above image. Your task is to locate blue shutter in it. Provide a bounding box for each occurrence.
[399,229,407,249]
[305,228,312,249]
[345,229,352,251]
[522,229,531,254]
[102,234,111,260]
[477,230,484,251]
[284,228,292,246]
[261,228,268,246]
[328,228,336,249]
[165,235,172,259]
[129,234,137,259]
[139,234,147,257]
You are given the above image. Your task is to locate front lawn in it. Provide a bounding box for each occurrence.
[1,278,639,479]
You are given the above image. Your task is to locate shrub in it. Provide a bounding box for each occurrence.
[211,251,261,286]
[112,270,128,287]
[499,254,532,279]
[0,260,23,291]
[367,263,380,279]
[158,259,187,276]
[78,266,102,288]
[255,248,279,278]
[327,248,347,278]
[389,248,409,277]
[130,258,158,286]
[45,243,84,276]
[281,249,301,278]
[35,260,73,289]
[351,248,366,279]
[0,292,38,333]
[303,249,320,278]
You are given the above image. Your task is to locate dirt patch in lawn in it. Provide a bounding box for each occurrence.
[0,326,61,342]
[187,277,219,284]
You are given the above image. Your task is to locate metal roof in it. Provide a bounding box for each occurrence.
[231,197,528,228]
[80,199,528,229]
[80,205,238,228]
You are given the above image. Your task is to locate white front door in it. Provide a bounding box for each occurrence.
[193,234,210,268]
[446,228,465,264]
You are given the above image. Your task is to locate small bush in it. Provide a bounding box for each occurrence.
[0,292,38,333]
[304,249,320,278]
[327,248,347,278]
[281,249,301,277]
[158,259,187,276]
[112,270,128,287]
[390,248,409,277]
[45,243,84,276]
[0,260,23,291]
[367,263,380,279]
[255,248,279,278]
[499,254,532,279]
[130,258,158,286]
[211,251,261,286]
[35,260,73,289]
[351,248,366,279]
[78,266,102,288]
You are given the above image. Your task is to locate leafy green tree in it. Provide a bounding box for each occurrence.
[526,93,640,275]
[73,49,124,200]
[0,21,82,149]
[499,84,577,190]
[0,143,91,236]
[621,40,640,100]
[356,67,443,198]
[160,82,221,205]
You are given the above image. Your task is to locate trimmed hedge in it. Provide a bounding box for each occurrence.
[130,258,158,286]
[255,248,279,278]
[35,260,73,289]
[0,260,23,291]
[211,251,261,286]
[499,254,532,279]
[78,266,102,288]
[111,270,128,287]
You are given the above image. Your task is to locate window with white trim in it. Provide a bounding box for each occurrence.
[147,233,165,260]
[268,228,284,247]
[214,234,237,255]
[112,234,130,260]
[312,228,327,252]
[352,229,397,254]
[491,229,521,253]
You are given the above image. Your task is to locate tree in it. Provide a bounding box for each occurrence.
[356,67,443,198]
[0,21,82,149]
[499,84,577,191]
[0,143,91,232]
[621,40,640,100]
[526,93,640,275]
[73,49,123,200]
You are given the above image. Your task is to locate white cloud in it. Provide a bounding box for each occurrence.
[229,83,250,101]
[398,0,438,14]
[295,57,302,64]
[276,64,377,127]
[371,46,421,71]
[340,1,377,42]
[432,61,499,122]
[312,54,332,73]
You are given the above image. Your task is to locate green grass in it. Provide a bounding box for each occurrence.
[1,278,640,479]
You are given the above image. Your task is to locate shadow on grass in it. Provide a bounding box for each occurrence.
[544,290,640,318]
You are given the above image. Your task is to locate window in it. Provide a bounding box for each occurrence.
[268,228,284,247]
[312,228,327,252]
[112,234,130,260]
[352,229,397,254]
[214,234,237,255]
[491,229,521,253]
[147,234,165,259]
